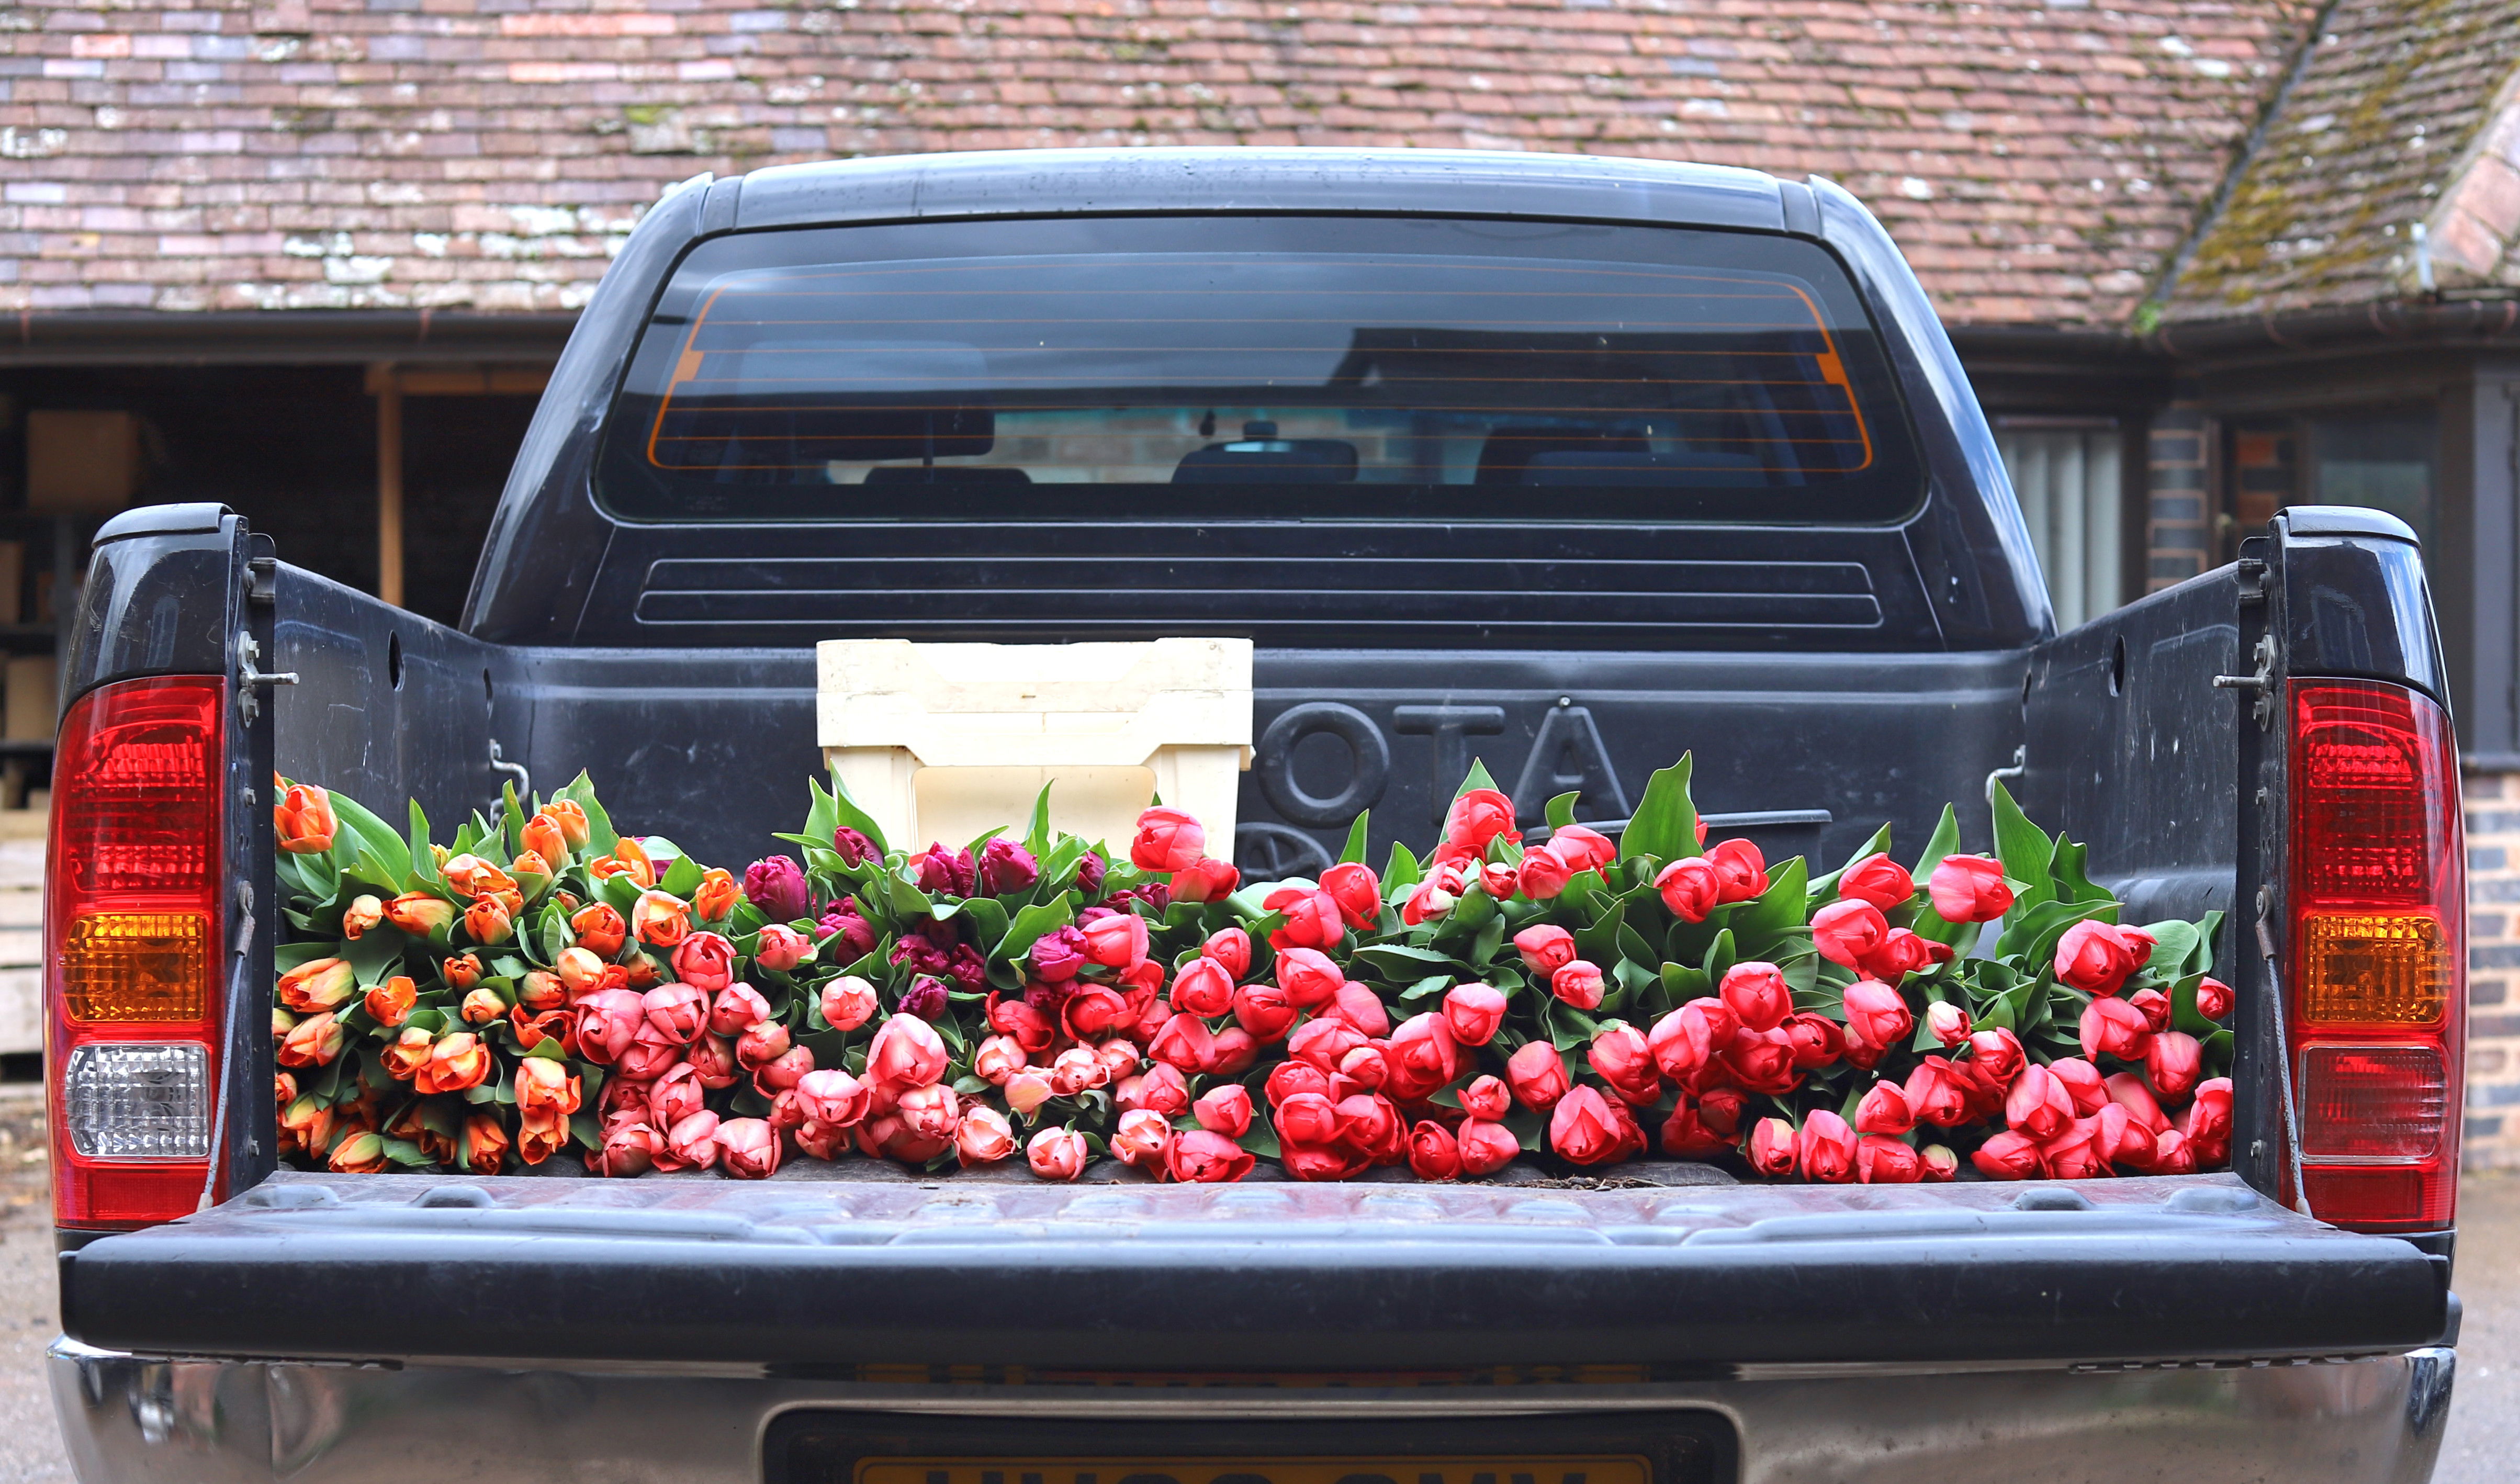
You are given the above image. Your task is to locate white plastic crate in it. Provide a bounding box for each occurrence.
[816,638,1253,858]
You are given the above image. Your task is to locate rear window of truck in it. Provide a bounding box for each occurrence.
[597,214,1922,523]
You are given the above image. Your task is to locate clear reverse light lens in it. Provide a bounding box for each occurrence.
[65,1042,209,1159]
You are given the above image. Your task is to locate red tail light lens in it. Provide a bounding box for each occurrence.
[47,677,227,1230]
[2287,681,2462,1233]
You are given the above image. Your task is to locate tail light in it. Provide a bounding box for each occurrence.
[2287,680,2463,1232]
[47,677,228,1230]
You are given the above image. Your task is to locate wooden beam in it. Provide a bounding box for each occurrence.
[374,364,403,609]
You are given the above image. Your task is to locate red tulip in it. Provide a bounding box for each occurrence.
[1648,1003,1715,1081]
[1719,960,1791,1032]
[2146,1031,2204,1100]
[1781,1009,1844,1071]
[2094,1103,2156,1170]
[1407,1120,1463,1180]
[1920,1144,1960,1181]
[1506,1039,1570,1111]
[2195,976,2234,1021]
[1130,806,1206,873]
[1971,1128,2043,1179]
[1458,1073,1512,1121]
[1192,1083,1254,1139]
[1275,1090,1340,1148]
[895,1083,962,1143]
[1275,947,1345,1009]
[2079,995,2153,1062]
[2005,1063,2075,1141]
[1456,1118,1520,1176]
[686,1033,739,1089]
[1855,1079,1916,1135]
[735,1018,791,1071]
[867,1013,949,1090]
[1439,982,1507,1047]
[1145,1011,1217,1072]
[1837,852,1915,910]
[2042,1118,2109,1179]
[1655,857,1720,922]
[1443,787,1520,850]
[1171,957,1234,1017]
[1549,1086,1638,1166]
[2181,1076,2234,1162]
[1659,1098,1728,1157]
[1928,853,2013,923]
[1811,899,1889,969]
[1387,1012,1461,1097]
[1551,959,1605,1009]
[1262,885,1345,952]
[2150,1127,2199,1174]
[1402,872,1460,925]
[574,988,646,1066]
[1967,1027,2027,1085]
[1588,1022,1659,1103]
[1207,1027,1257,1077]
[1697,1087,1748,1138]
[1060,984,1130,1040]
[1329,981,1392,1037]
[1477,859,1519,899]
[1336,1093,1408,1165]
[1746,1116,1798,1176]
[795,1067,870,1128]
[640,983,708,1045]
[659,1110,721,1172]
[793,1119,851,1164]
[1337,1042,1389,1090]
[1232,980,1297,1041]
[1796,1109,1858,1182]
[1550,824,1618,872]
[1511,843,1573,901]
[587,1119,663,1178]
[1856,1134,1922,1184]
[1514,924,1578,974]
[1904,1055,1971,1127]
[1840,978,1914,1051]
[2105,1072,2173,1135]
[2054,920,2156,996]
[1723,1026,1799,1094]
[753,923,814,973]
[1925,1000,1970,1047]
[1164,1128,1254,1183]
[1858,928,1952,984]
[2128,986,2172,1033]
[1201,926,1252,979]
[1706,838,1768,903]
[2048,1055,2108,1115]
[1170,857,1241,904]
[1317,861,1382,928]
[1079,909,1150,970]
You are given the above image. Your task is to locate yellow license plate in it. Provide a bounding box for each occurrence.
[860,1458,1654,1484]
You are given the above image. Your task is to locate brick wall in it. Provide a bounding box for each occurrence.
[2466,768,2520,1166]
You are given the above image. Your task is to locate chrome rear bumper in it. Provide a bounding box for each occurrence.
[49,1340,2455,1484]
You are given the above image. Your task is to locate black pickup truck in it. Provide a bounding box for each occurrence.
[42,150,2461,1484]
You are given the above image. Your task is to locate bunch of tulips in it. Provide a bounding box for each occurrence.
[269,755,2232,1183]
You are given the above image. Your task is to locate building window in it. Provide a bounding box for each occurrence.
[1996,424,2123,631]
[2310,409,2436,547]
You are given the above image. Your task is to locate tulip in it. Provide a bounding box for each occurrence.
[706,982,771,1038]
[441,853,514,900]
[274,781,338,854]
[1810,899,1888,969]
[588,1119,663,1178]
[1647,1002,1714,1081]
[1551,959,1605,1010]
[1498,1038,1564,1111]
[2079,995,2153,1062]
[1402,875,1457,925]
[1122,1063,1193,1117]
[1512,844,1573,901]
[415,1032,492,1095]
[515,1056,582,1119]
[820,975,879,1031]
[2146,1031,2204,1100]
[1904,1055,1972,1127]
[538,801,591,851]
[385,892,456,937]
[338,894,384,940]
[735,1018,792,1072]
[1265,1059,1333,1107]
[1267,948,1340,1011]
[374,1025,430,1083]
[1746,1116,1799,1177]
[1199,926,1252,979]
[1004,1070,1056,1116]
[2054,920,2156,996]
[867,1013,949,1090]
[950,1105,1016,1167]
[1654,857,1720,922]
[1837,852,1915,910]
[1589,1022,1658,1103]
[2004,1063,2075,1141]
[1263,886,1345,952]
[1858,928,1951,984]
[625,889,689,949]
[1338,1043,1389,1090]
[1194,1083,1254,1138]
[510,970,561,1013]
[1698,1086,1748,1138]
[1275,1090,1341,1146]
[970,1034,1026,1086]
[1455,1118,1519,1176]
[327,1129,389,1174]
[687,1033,740,1090]
[1544,823,1615,872]
[753,1044,816,1101]
[628,983,702,1046]
[669,932,735,994]
[455,986,501,1025]
[751,923,812,974]
[1796,1109,1859,1182]
[1443,788,1520,850]
[1388,1011,1461,1092]
[1856,1134,1922,1184]
[1166,1129,1256,1183]
[710,1117,779,1179]
[2094,1102,2157,1170]
[1928,853,2013,923]
[2103,1071,2173,1136]
[2195,976,2235,1021]
[1967,1027,2027,1085]
[1723,1025,1801,1095]
[1320,861,1383,928]
[910,842,976,897]
[277,1009,345,1068]
[2181,1076,2234,1160]
[1145,1011,1216,1072]
[459,1111,510,1175]
[1028,1126,1091,1180]
[1079,908,1151,970]
[277,1095,331,1160]
[1407,1120,1463,1180]
[1323,981,1388,1038]
[896,1083,963,1142]
[1046,1046,1105,1097]
[1479,858,1524,903]
[1124,805,1206,873]
[1920,1143,1960,1181]
[2040,1117,2109,1179]
[2148,1126,2199,1174]
[1657,1098,1727,1157]
[612,1020,678,1082]
[570,902,627,958]
[1502,923,1571,976]
[1111,1108,1174,1169]
[1029,925,1086,982]
[1430,983,1503,1048]
[1548,1086,1634,1166]
[278,957,356,1013]
[2128,986,2173,1033]
[1231,980,1297,1041]
[358,974,413,1028]
[1925,1000,1970,1048]
[1336,1093,1408,1165]
[1162,856,1235,905]
[443,952,485,991]
[520,813,569,869]
[1855,1079,1916,1135]
[1288,1016,1367,1074]
[1685,837,1760,904]
[1719,960,1792,1032]
[2048,1055,2108,1115]
[963,837,1034,898]
[645,1061,706,1130]
[1840,979,1914,1051]
[1169,957,1234,1018]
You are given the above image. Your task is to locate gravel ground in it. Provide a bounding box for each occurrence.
[0,1137,2505,1483]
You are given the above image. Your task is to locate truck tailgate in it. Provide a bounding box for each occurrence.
[60,1172,2443,1368]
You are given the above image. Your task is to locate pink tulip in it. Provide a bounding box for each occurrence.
[1110,1108,1173,1169]
[716,1117,781,1178]
[795,1068,871,1128]
[707,982,772,1038]
[955,1106,1017,1166]
[1028,1127,1090,1180]
[819,975,879,1031]
[642,983,710,1045]
[866,1013,949,1090]
[660,1110,721,1172]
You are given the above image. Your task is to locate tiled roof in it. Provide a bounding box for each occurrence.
[2163,0,2520,319]
[0,0,2319,329]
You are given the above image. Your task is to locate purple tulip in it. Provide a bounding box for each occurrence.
[1074,850,1107,900]
[743,856,809,922]
[831,827,878,868]
[978,838,1039,896]
[1030,925,1087,982]
[914,842,976,897]
[897,976,950,1021]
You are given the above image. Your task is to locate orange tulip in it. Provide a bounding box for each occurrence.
[460,987,506,1025]
[630,889,691,949]
[510,849,553,893]
[570,902,627,958]
[510,1004,572,1054]
[517,970,566,1011]
[385,893,455,937]
[518,1107,569,1166]
[278,1094,333,1156]
[463,1111,510,1175]
[414,1032,492,1095]
[520,813,568,865]
[541,801,591,851]
[516,1057,582,1119]
[341,894,383,939]
[380,1025,434,1081]
[463,894,514,946]
[693,867,739,923]
[555,946,608,999]
[277,1011,344,1069]
[591,837,655,889]
[328,1130,389,1174]
[442,952,483,990]
[273,780,338,855]
[363,975,416,1027]
[277,958,356,1013]
[440,854,517,900]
